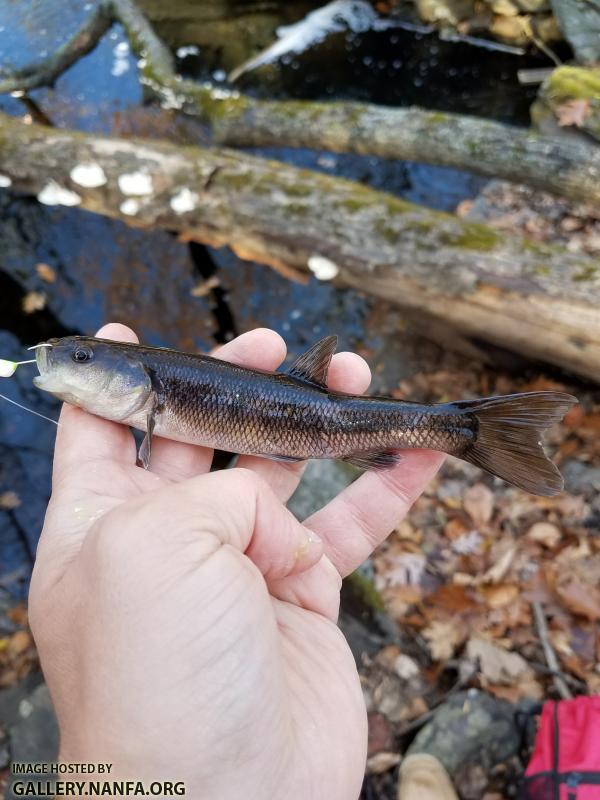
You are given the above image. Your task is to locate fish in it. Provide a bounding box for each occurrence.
[32,335,578,496]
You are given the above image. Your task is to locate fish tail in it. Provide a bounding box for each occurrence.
[452,391,577,496]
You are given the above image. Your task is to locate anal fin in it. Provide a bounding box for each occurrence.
[342,450,402,471]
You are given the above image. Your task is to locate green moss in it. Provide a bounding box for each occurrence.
[426,111,448,124]
[545,66,600,102]
[282,182,313,197]
[375,219,398,244]
[573,265,597,282]
[285,202,310,217]
[439,223,499,251]
[218,172,248,190]
[346,570,385,613]
[340,198,367,213]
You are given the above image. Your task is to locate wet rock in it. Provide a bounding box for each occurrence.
[562,460,600,495]
[406,689,520,775]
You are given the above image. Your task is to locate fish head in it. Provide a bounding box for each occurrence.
[33,336,152,421]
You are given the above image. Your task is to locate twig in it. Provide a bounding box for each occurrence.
[532,601,572,701]
[528,660,587,691]
[0,4,113,94]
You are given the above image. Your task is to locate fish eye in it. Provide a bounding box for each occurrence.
[72,346,94,364]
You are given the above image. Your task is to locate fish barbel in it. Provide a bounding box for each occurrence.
[33,335,577,496]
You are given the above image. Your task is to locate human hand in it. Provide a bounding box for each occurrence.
[29,324,444,800]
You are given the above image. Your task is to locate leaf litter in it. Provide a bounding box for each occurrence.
[359,351,599,798]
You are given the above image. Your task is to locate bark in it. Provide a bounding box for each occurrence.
[0,113,598,381]
[1,0,599,206]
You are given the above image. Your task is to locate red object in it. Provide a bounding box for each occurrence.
[522,697,600,799]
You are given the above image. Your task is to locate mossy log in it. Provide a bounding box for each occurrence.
[0,112,598,381]
[0,0,599,207]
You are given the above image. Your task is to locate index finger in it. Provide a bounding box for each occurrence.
[304,450,445,576]
[51,323,139,486]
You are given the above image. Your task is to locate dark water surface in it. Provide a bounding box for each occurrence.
[0,0,555,595]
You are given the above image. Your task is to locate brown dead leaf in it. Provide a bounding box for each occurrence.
[482,541,517,584]
[556,98,591,128]
[22,291,46,314]
[527,521,562,549]
[425,584,478,614]
[456,199,474,218]
[367,712,394,757]
[464,483,494,526]
[481,583,519,609]
[466,635,532,685]
[0,491,21,510]
[7,605,28,626]
[9,630,32,656]
[423,619,464,661]
[35,262,57,283]
[444,517,471,541]
[384,585,423,619]
[556,576,600,621]
[366,752,401,775]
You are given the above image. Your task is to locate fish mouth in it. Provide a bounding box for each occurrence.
[31,343,57,391]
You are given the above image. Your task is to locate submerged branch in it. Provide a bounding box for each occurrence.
[0,113,598,381]
[0,4,113,94]
[1,0,599,206]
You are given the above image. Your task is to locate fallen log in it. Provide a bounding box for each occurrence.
[0,113,598,381]
[0,0,599,207]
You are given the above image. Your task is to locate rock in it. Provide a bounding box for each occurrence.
[549,0,600,63]
[8,683,58,762]
[288,458,358,520]
[3,680,59,799]
[407,689,520,775]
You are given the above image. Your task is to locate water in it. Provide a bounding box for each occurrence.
[0,0,556,594]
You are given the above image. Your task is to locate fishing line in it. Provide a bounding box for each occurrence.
[0,391,59,426]
[0,348,59,426]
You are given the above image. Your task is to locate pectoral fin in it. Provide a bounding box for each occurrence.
[136,368,165,471]
[137,411,156,470]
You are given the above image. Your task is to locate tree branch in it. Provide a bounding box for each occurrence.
[0,113,598,381]
[0,4,113,94]
[532,601,573,701]
[0,0,598,206]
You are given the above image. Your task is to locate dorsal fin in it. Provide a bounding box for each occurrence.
[288,335,337,387]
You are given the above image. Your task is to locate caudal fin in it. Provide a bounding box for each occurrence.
[455,392,577,496]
